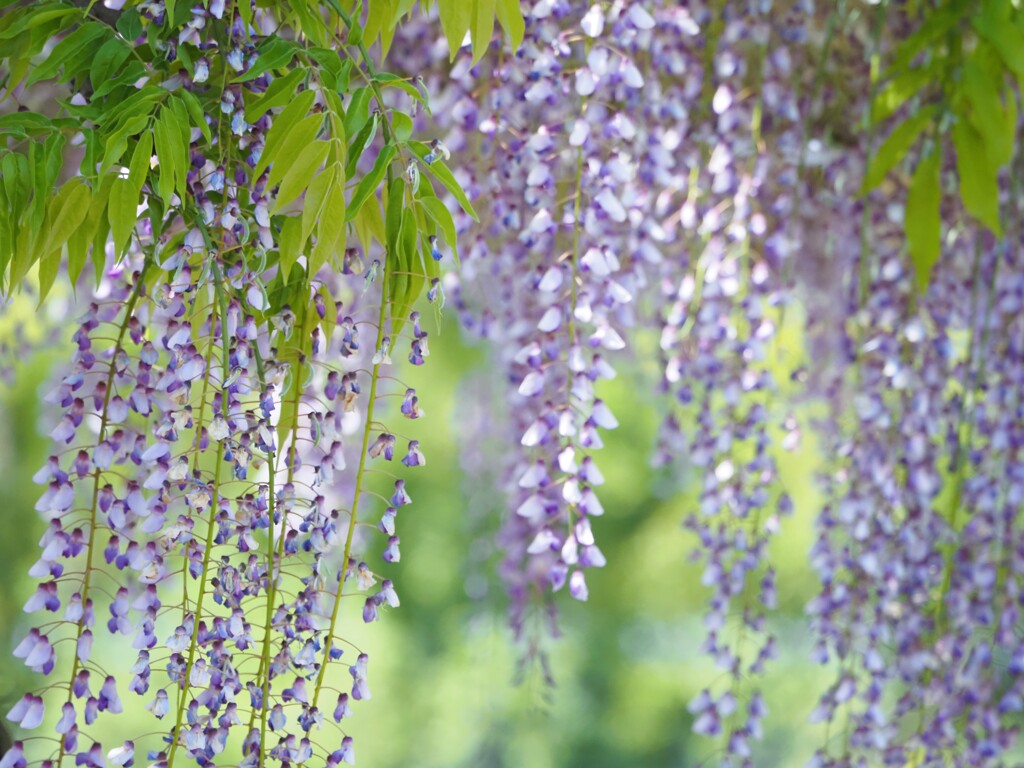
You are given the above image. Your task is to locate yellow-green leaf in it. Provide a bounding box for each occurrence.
[952,118,1002,235]
[244,68,306,123]
[40,178,90,257]
[862,106,936,193]
[301,171,332,246]
[310,171,346,275]
[418,196,459,262]
[277,215,303,285]
[872,65,933,124]
[437,0,472,61]
[905,148,941,290]
[253,89,318,180]
[271,141,330,214]
[347,145,396,221]
[471,0,496,63]
[496,0,525,51]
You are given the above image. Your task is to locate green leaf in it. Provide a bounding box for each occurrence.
[861,106,936,193]
[168,98,191,199]
[973,2,1024,77]
[126,131,151,190]
[905,148,942,290]
[364,0,398,48]
[116,9,143,41]
[109,178,137,256]
[471,0,496,63]
[91,59,146,100]
[244,67,306,123]
[306,48,349,93]
[353,192,386,257]
[0,6,76,40]
[301,171,332,245]
[391,111,413,143]
[178,91,212,143]
[234,36,299,82]
[289,0,328,46]
[347,144,396,221]
[390,201,426,338]
[437,0,471,61]
[322,90,348,144]
[90,37,132,90]
[153,110,181,203]
[374,73,431,113]
[952,117,1002,235]
[343,87,372,139]
[961,48,1011,171]
[345,113,379,179]
[385,176,406,257]
[101,114,150,175]
[408,142,479,220]
[0,112,54,135]
[1,151,29,213]
[27,22,107,86]
[271,140,330,214]
[37,244,61,305]
[266,116,326,192]
[277,215,303,285]
[110,131,152,255]
[253,89,318,180]
[872,65,933,123]
[310,170,346,275]
[37,178,87,258]
[317,282,337,343]
[69,173,113,286]
[418,196,459,262]
[496,0,525,50]
[887,0,966,73]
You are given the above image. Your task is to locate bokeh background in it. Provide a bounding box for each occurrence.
[0,297,845,768]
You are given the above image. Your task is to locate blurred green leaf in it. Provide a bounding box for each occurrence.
[905,148,941,290]
[471,0,496,63]
[872,65,932,123]
[862,106,936,193]
[952,117,1002,235]
[973,1,1024,77]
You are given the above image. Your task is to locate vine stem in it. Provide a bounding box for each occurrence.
[53,267,146,768]
[309,277,389,713]
[164,254,229,767]
[165,441,225,768]
[251,291,309,765]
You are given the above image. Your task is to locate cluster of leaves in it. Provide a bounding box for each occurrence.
[865,0,1022,287]
[0,0,503,317]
